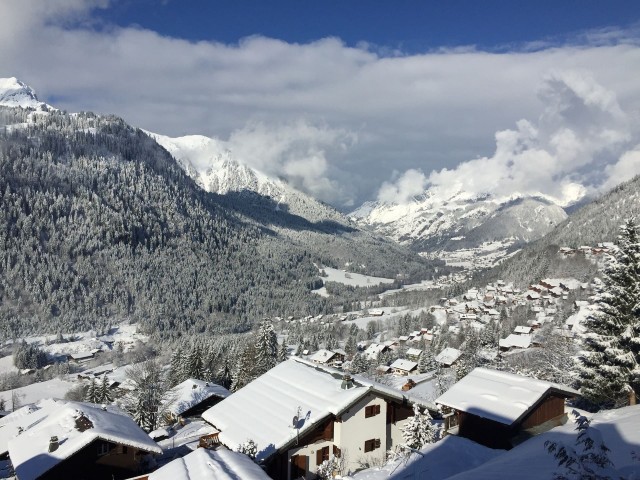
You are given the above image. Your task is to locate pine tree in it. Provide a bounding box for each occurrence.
[418,344,436,373]
[579,219,640,408]
[344,336,357,358]
[99,375,113,404]
[231,342,257,392]
[401,404,438,450]
[186,344,204,380]
[255,321,278,376]
[278,342,288,362]
[168,346,186,386]
[85,378,99,403]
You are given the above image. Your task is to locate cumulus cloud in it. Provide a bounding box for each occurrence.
[224,120,357,203]
[1,1,640,207]
[381,72,637,206]
[377,169,428,204]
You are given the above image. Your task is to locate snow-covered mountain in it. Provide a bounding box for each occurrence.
[147,132,348,225]
[351,189,568,253]
[0,77,52,110]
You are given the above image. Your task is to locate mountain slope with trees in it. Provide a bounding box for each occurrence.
[0,106,437,339]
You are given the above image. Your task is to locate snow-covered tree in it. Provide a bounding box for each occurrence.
[278,342,288,362]
[350,353,370,374]
[231,342,257,392]
[418,344,436,373]
[84,378,99,403]
[545,410,620,480]
[122,360,169,432]
[344,336,357,358]
[236,438,258,460]
[99,375,113,404]
[186,344,204,380]
[255,321,278,376]
[168,346,186,386]
[579,219,640,408]
[401,403,439,450]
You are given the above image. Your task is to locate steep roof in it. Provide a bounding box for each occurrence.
[202,359,370,462]
[435,368,579,426]
[164,379,230,417]
[435,347,462,366]
[390,359,418,372]
[6,400,161,480]
[148,447,270,480]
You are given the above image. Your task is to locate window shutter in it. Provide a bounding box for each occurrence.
[316,448,323,466]
[375,404,381,415]
[375,439,381,449]
[333,445,341,457]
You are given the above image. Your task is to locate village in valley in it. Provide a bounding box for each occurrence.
[1,235,638,480]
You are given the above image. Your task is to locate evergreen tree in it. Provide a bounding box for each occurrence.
[236,439,258,460]
[350,353,370,374]
[401,404,438,450]
[186,344,204,379]
[418,344,436,373]
[231,342,257,392]
[85,378,99,403]
[123,360,168,432]
[99,375,113,404]
[579,219,640,408]
[278,342,288,362]
[344,336,357,358]
[168,346,186,386]
[255,321,278,376]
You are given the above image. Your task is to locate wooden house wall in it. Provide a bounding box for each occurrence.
[457,412,514,450]
[521,394,566,430]
[40,439,148,480]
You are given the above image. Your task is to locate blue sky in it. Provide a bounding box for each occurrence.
[1,0,640,208]
[97,0,639,51]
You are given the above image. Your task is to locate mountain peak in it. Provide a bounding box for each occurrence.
[0,77,50,110]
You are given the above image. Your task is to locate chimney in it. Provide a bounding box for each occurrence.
[48,436,59,453]
[341,374,354,390]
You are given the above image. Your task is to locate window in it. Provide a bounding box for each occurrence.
[365,404,381,418]
[97,442,110,456]
[364,438,381,453]
[316,446,330,466]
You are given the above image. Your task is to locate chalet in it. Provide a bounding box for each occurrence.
[201,358,433,480]
[513,326,532,335]
[137,447,271,480]
[2,399,161,480]
[368,309,384,316]
[499,334,533,351]
[68,351,96,363]
[363,343,389,360]
[406,348,422,361]
[435,347,462,367]
[436,368,578,449]
[309,349,338,365]
[389,359,418,376]
[164,378,230,419]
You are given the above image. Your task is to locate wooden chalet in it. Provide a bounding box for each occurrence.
[436,368,578,450]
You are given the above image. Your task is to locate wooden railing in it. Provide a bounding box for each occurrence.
[199,432,220,449]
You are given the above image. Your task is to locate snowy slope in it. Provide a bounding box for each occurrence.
[147,131,349,224]
[351,189,567,257]
[0,77,52,110]
[351,405,640,480]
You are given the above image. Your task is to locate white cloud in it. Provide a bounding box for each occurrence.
[1,1,640,207]
[385,72,635,206]
[602,148,640,191]
[377,169,428,204]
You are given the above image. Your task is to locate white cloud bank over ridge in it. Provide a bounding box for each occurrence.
[379,71,634,206]
[1,0,640,207]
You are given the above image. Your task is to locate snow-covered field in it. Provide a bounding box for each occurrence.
[0,378,74,406]
[0,356,18,375]
[343,307,428,329]
[320,267,395,288]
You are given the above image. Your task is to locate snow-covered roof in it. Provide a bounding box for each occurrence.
[364,343,387,359]
[201,359,369,462]
[308,349,336,363]
[164,379,230,417]
[514,326,532,334]
[435,347,462,366]
[148,447,270,480]
[499,334,532,349]
[6,400,161,480]
[406,348,422,357]
[390,359,418,372]
[435,368,578,426]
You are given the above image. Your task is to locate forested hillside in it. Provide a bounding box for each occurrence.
[476,174,640,287]
[0,107,436,339]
